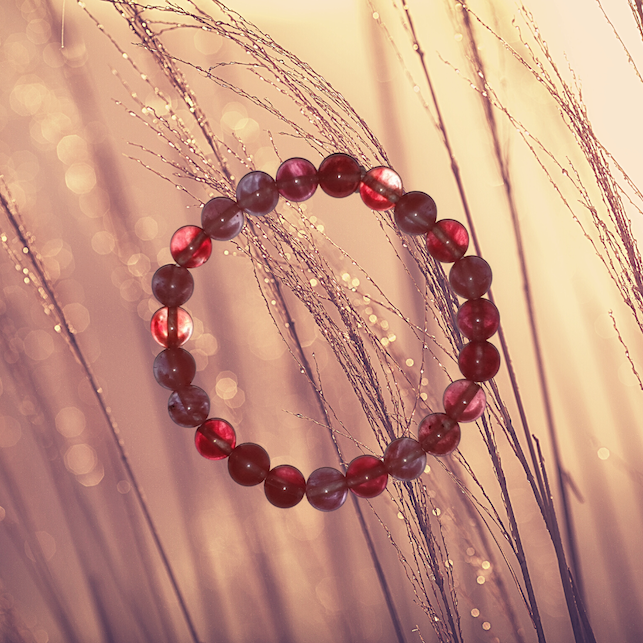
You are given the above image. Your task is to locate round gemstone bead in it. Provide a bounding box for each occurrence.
[201,197,245,241]
[318,153,362,198]
[228,443,270,486]
[443,379,486,422]
[456,298,500,341]
[383,437,427,481]
[195,418,236,460]
[426,219,469,262]
[168,385,210,427]
[449,256,493,299]
[394,191,437,235]
[418,413,461,456]
[153,348,196,389]
[170,226,212,268]
[150,307,193,348]
[276,157,318,202]
[264,465,306,508]
[359,166,403,210]
[346,455,388,498]
[236,171,279,216]
[306,467,348,512]
[152,264,194,307]
[458,341,501,382]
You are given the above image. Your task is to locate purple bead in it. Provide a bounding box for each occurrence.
[195,418,236,460]
[426,219,469,262]
[394,191,437,235]
[276,157,318,202]
[153,348,196,389]
[418,414,461,456]
[456,298,500,341]
[201,197,245,241]
[318,153,362,198]
[306,467,348,511]
[236,171,279,216]
[264,465,306,508]
[228,443,270,486]
[168,385,210,427]
[152,264,194,307]
[458,341,501,382]
[443,380,486,422]
[346,455,388,498]
[359,166,403,210]
[449,256,492,299]
[383,437,427,481]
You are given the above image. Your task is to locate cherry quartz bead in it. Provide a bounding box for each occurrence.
[150,307,193,348]
[360,166,403,210]
[426,219,469,262]
[443,379,486,422]
[170,226,212,268]
[195,418,236,460]
[458,341,500,382]
[201,197,245,241]
[318,153,362,198]
[264,465,306,508]
[153,348,196,389]
[306,467,348,512]
[418,413,461,456]
[168,385,210,427]
[228,443,270,486]
[236,171,279,217]
[456,298,500,341]
[152,264,194,307]
[450,256,492,299]
[276,158,318,202]
[346,455,388,498]
[384,437,427,481]
[394,191,437,235]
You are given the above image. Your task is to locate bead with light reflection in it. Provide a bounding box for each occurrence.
[450,256,492,299]
[152,264,194,307]
[264,465,306,508]
[360,166,403,210]
[168,385,210,427]
[394,191,437,235]
[346,455,388,498]
[384,437,427,481]
[153,348,196,389]
[418,413,461,456]
[456,298,500,341]
[443,380,486,422]
[228,443,270,486]
[306,467,348,511]
[276,157,318,202]
[236,171,279,216]
[318,153,361,197]
[426,219,469,262]
[195,418,236,460]
[170,226,212,268]
[201,197,245,241]
[150,307,193,347]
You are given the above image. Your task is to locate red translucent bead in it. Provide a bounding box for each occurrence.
[456,298,500,341]
[426,219,469,262]
[264,465,306,508]
[458,341,501,381]
[153,348,196,389]
[195,418,236,460]
[418,413,461,456]
[152,264,194,307]
[346,455,388,498]
[449,256,492,299]
[228,443,270,486]
[383,437,427,481]
[276,157,318,202]
[236,171,279,216]
[443,379,486,422]
[318,153,361,198]
[394,191,437,235]
[150,307,193,348]
[201,197,245,241]
[306,467,348,512]
[168,385,210,427]
[170,226,212,268]
[359,166,403,210]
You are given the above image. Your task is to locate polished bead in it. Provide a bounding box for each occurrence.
[384,437,427,481]
[150,307,193,347]
[394,191,437,235]
[153,348,196,389]
[456,298,500,341]
[306,467,348,511]
[318,153,361,198]
[264,465,306,508]
[168,385,210,427]
[228,443,270,486]
[152,264,194,307]
[418,413,461,455]
[359,166,403,210]
[426,219,469,262]
[236,171,279,216]
[201,197,245,241]
[170,226,212,268]
[458,341,500,381]
[443,379,486,422]
[346,455,388,498]
[449,256,492,299]
[276,157,318,202]
[195,418,236,460]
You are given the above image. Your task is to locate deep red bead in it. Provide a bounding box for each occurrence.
[346,455,388,498]
[236,171,279,216]
[228,443,270,486]
[384,437,427,481]
[456,298,500,341]
[170,226,212,268]
[394,191,437,235]
[195,418,236,460]
[359,166,403,210]
[306,467,348,512]
[153,348,196,389]
[458,341,501,381]
[150,307,193,347]
[264,465,306,508]
[201,197,245,241]
[443,379,486,422]
[418,413,461,456]
[152,264,194,307]
[318,153,361,198]
[168,385,210,427]
[276,157,318,202]
[449,256,492,299]
[426,219,469,262]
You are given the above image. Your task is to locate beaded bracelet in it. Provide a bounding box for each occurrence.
[150,154,501,511]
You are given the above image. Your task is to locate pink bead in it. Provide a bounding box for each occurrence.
[346,455,388,498]
[456,298,500,341]
[318,153,361,198]
[383,437,426,481]
[276,157,318,202]
[170,226,212,268]
[443,379,486,422]
[150,307,193,348]
[201,197,245,241]
[394,191,437,235]
[426,219,469,262]
[152,264,194,307]
[168,385,210,427]
[236,171,279,216]
[449,256,492,299]
[418,414,461,456]
[195,418,236,460]
[264,465,306,508]
[458,341,501,382]
[228,443,270,486]
[306,467,348,512]
[153,348,196,390]
[359,166,403,210]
